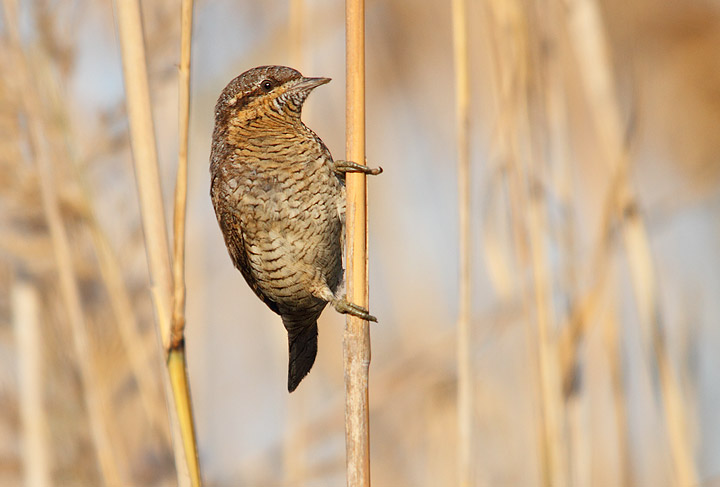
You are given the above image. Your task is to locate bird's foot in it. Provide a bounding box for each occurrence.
[332,296,378,322]
[334,160,383,176]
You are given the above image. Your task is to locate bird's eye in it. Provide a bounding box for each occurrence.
[260,79,274,92]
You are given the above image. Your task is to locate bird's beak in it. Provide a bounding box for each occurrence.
[292,76,331,92]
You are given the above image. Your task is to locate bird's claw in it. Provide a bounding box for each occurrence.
[334,160,383,176]
[333,297,378,322]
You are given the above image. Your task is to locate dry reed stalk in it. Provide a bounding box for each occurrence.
[12,279,50,487]
[562,0,697,484]
[113,0,197,484]
[171,0,192,352]
[344,0,371,485]
[167,0,202,484]
[113,0,173,337]
[3,0,124,482]
[451,0,473,485]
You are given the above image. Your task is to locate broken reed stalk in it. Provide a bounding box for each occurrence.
[13,280,51,487]
[3,0,123,482]
[344,0,371,485]
[562,0,696,484]
[171,0,192,351]
[451,0,473,484]
[167,0,202,484]
[113,0,200,484]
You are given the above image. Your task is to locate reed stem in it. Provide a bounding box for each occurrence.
[344,0,371,484]
[452,0,473,484]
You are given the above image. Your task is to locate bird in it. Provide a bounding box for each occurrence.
[210,65,381,392]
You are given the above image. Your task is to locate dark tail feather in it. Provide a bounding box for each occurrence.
[285,319,318,393]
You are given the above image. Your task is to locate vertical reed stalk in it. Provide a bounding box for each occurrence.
[113,0,172,336]
[167,0,202,484]
[13,280,50,487]
[113,0,198,484]
[344,0,371,485]
[171,0,193,353]
[451,0,472,485]
[563,0,696,484]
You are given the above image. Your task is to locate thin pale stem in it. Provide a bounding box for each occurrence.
[13,280,50,487]
[452,0,473,485]
[168,0,202,483]
[171,0,192,351]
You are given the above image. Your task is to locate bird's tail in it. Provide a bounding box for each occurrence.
[283,315,319,393]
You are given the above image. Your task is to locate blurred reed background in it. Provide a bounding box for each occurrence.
[1,0,719,486]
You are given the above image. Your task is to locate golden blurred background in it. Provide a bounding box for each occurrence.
[1,0,719,485]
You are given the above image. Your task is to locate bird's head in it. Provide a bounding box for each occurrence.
[214,65,330,128]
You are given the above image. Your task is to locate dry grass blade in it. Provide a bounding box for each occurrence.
[344,0,371,485]
[451,0,473,484]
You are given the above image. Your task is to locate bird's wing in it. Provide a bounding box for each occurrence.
[211,172,281,315]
